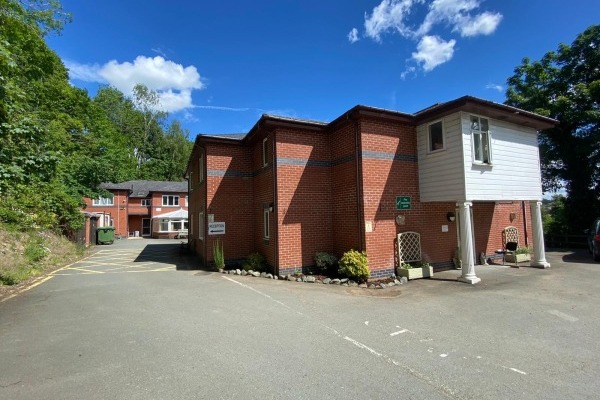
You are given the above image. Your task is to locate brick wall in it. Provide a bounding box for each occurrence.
[330,120,361,256]
[204,142,254,265]
[473,201,533,258]
[252,133,275,270]
[83,190,129,237]
[359,118,458,275]
[276,127,333,272]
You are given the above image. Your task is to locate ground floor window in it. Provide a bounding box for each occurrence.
[263,208,270,239]
[158,219,188,232]
[199,212,204,240]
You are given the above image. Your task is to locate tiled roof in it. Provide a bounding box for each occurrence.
[100,180,187,198]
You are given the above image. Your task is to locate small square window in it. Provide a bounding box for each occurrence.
[428,121,444,152]
[141,198,151,206]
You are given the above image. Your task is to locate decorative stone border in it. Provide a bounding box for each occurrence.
[218,269,408,289]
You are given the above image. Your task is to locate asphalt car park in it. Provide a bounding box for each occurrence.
[1,240,599,399]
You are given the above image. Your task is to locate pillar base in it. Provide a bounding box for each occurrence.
[458,275,481,284]
[531,261,551,269]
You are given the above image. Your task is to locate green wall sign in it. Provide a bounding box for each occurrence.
[396,196,411,210]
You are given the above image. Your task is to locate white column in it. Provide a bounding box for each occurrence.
[457,202,481,284]
[530,201,551,268]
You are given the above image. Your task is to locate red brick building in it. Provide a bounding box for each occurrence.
[186,96,556,283]
[83,180,188,239]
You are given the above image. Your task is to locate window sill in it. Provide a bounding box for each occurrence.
[427,148,445,155]
[472,162,493,167]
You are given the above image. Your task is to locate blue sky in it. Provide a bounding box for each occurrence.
[47,0,599,138]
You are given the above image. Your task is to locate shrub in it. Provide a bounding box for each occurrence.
[314,252,338,275]
[243,252,266,272]
[212,239,225,270]
[338,250,369,283]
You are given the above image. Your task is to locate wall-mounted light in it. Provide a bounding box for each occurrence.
[447,212,456,222]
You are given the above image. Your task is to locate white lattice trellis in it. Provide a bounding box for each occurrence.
[502,226,519,246]
[397,231,422,264]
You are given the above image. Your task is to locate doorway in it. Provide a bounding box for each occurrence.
[142,218,151,237]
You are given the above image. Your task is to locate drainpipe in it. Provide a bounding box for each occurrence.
[355,119,364,251]
[272,132,279,276]
[522,201,529,246]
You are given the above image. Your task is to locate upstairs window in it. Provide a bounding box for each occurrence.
[262,138,269,167]
[428,121,444,152]
[198,149,204,183]
[93,196,114,206]
[162,195,179,206]
[471,115,492,164]
[141,198,151,206]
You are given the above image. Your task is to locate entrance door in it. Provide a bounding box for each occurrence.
[142,218,151,236]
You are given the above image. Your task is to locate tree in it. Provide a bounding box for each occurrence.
[505,25,600,232]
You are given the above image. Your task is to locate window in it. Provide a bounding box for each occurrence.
[428,121,444,152]
[262,138,269,167]
[160,219,169,232]
[162,195,179,206]
[199,149,204,183]
[158,219,188,232]
[189,171,193,192]
[471,115,492,164]
[263,208,270,240]
[199,212,204,240]
[93,196,114,206]
[141,198,151,206]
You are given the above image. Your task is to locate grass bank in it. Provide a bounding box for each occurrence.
[0,224,85,286]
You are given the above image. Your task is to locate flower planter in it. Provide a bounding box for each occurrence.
[505,253,530,263]
[396,266,433,280]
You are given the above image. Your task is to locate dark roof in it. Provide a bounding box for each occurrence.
[197,133,247,141]
[414,95,557,130]
[100,180,188,198]
[194,95,557,144]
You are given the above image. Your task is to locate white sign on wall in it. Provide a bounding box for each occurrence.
[208,222,225,235]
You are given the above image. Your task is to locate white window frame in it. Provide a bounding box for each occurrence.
[141,198,151,206]
[262,138,269,167]
[162,195,180,206]
[263,208,270,240]
[92,196,114,206]
[158,219,188,232]
[199,149,204,183]
[428,120,445,153]
[470,115,492,165]
[199,211,204,240]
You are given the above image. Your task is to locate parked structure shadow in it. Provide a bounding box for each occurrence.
[133,243,200,270]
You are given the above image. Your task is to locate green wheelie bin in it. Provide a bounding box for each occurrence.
[96,227,115,245]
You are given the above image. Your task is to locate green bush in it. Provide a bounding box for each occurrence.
[314,252,338,275]
[243,252,266,272]
[338,250,369,283]
[212,239,225,270]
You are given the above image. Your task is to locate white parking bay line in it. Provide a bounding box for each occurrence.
[547,309,579,322]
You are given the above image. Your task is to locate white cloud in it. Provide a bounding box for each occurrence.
[348,28,360,43]
[364,0,423,41]
[485,83,504,92]
[357,0,502,73]
[411,35,456,71]
[65,56,204,113]
[456,11,502,37]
